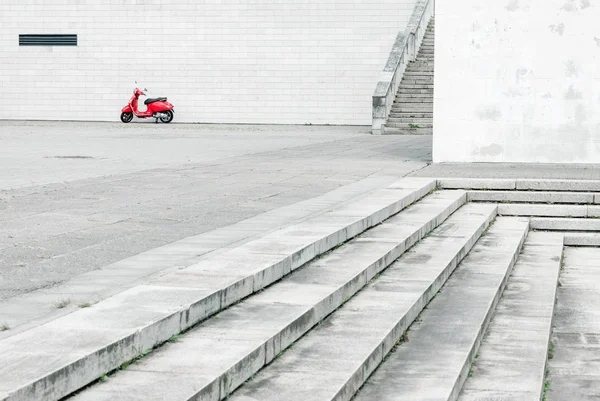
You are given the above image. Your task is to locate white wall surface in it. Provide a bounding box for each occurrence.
[0,0,416,125]
[434,0,600,163]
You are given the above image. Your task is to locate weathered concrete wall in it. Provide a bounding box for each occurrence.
[433,0,600,163]
[0,0,416,125]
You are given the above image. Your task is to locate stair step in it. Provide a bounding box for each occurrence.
[387,118,433,124]
[404,71,434,76]
[400,81,434,87]
[498,203,589,217]
[399,84,434,89]
[402,77,434,82]
[395,91,433,96]
[459,232,563,400]
[386,122,433,129]
[0,178,438,401]
[394,94,433,105]
[468,190,596,204]
[397,89,434,94]
[382,127,433,135]
[354,217,529,401]
[530,217,600,231]
[390,106,434,112]
[389,113,433,119]
[389,111,434,117]
[68,191,469,401]
[544,247,600,400]
[227,204,499,401]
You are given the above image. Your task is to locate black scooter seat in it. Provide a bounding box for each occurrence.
[144,97,167,105]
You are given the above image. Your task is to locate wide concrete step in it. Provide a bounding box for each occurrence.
[530,217,600,231]
[392,101,433,107]
[227,204,500,401]
[394,98,433,103]
[382,127,433,135]
[0,176,442,340]
[497,203,600,217]
[388,112,433,119]
[545,247,600,400]
[468,190,598,204]
[387,118,433,124]
[563,232,600,246]
[403,72,434,77]
[399,84,434,89]
[392,103,433,113]
[405,68,435,73]
[406,66,434,71]
[459,232,563,400]
[401,79,434,85]
[439,178,600,192]
[390,107,434,114]
[407,62,435,67]
[355,217,529,401]
[68,191,470,401]
[395,91,433,98]
[385,122,434,129]
[397,88,434,94]
[0,178,439,401]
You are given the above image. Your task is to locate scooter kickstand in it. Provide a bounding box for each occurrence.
[155,118,159,124]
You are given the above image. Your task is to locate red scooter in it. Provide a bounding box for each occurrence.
[120,87,174,123]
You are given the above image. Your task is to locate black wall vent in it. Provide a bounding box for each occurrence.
[19,34,77,46]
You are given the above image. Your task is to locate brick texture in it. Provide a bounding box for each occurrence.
[0,0,416,124]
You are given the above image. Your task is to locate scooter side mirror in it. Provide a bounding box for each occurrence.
[143,88,148,92]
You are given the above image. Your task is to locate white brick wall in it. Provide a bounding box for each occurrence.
[434,0,600,163]
[0,0,416,124]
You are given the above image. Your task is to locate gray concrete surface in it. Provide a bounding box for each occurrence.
[0,121,431,300]
[413,163,600,180]
[353,217,528,401]
[228,205,499,401]
[69,191,472,401]
[546,247,600,401]
[467,190,597,204]
[459,232,563,400]
[0,176,422,338]
[0,180,437,401]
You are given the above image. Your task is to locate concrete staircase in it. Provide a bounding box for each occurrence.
[4,177,600,401]
[383,18,434,135]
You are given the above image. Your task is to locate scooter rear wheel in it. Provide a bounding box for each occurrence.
[160,110,173,124]
[120,112,133,123]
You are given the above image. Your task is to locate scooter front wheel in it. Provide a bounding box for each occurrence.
[120,112,133,123]
[160,110,173,124]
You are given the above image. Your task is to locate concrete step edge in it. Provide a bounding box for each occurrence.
[468,190,598,204]
[460,232,563,399]
[226,203,500,401]
[67,191,471,401]
[439,178,600,192]
[530,217,600,231]
[0,178,440,401]
[353,217,529,401]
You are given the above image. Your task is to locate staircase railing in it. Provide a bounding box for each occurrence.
[372,0,434,135]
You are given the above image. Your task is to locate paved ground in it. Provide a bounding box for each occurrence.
[0,121,431,300]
